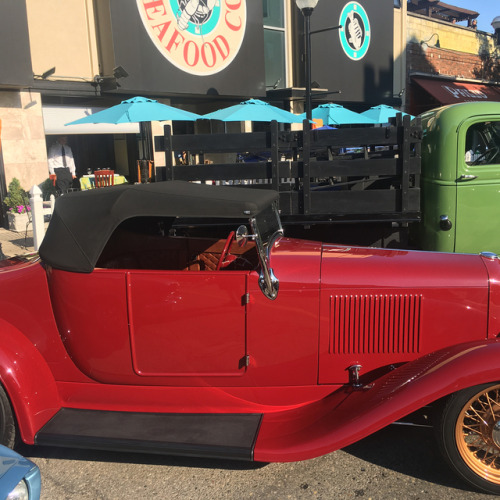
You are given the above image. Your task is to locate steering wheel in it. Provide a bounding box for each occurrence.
[217,231,236,270]
[472,146,500,165]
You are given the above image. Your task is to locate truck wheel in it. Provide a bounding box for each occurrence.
[0,385,16,448]
[436,383,500,495]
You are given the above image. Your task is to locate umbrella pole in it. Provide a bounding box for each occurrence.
[138,122,154,183]
[139,122,146,161]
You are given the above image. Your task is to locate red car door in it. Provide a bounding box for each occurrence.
[127,271,248,377]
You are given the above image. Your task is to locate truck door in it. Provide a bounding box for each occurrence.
[455,118,500,254]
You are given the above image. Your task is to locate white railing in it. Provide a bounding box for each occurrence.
[29,186,55,251]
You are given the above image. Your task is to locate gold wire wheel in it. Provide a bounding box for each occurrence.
[455,384,500,484]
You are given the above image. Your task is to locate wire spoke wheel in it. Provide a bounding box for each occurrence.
[436,382,500,495]
[455,384,500,482]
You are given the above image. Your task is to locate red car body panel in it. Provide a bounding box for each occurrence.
[255,340,500,462]
[46,238,323,387]
[0,316,59,443]
[319,245,490,383]
[481,253,500,337]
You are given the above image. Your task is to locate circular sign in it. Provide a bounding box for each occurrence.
[338,2,371,61]
[137,0,247,76]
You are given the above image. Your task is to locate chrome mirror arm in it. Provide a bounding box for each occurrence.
[249,216,281,300]
[259,266,279,300]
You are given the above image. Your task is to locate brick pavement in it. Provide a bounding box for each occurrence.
[0,227,35,259]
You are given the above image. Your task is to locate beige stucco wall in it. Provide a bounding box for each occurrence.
[26,0,99,81]
[0,90,49,191]
[407,13,497,56]
[0,0,101,195]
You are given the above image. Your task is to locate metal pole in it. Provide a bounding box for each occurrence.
[303,8,313,123]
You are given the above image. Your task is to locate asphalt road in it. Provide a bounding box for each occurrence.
[20,424,495,500]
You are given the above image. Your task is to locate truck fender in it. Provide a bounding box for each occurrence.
[0,318,59,444]
[254,339,500,462]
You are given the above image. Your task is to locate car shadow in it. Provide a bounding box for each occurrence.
[16,442,266,471]
[343,424,477,494]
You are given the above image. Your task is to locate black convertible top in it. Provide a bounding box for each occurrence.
[39,181,278,273]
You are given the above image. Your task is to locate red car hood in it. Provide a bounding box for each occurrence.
[320,244,488,289]
[317,244,492,384]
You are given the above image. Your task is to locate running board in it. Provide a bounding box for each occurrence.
[36,408,262,461]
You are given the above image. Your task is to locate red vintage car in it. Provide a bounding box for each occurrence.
[2,180,500,494]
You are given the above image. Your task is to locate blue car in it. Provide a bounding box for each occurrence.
[0,445,40,500]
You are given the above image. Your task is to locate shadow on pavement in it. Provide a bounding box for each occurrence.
[16,442,267,471]
[343,424,476,494]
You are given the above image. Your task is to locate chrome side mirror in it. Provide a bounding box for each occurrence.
[235,225,252,247]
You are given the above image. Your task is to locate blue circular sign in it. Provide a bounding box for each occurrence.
[169,0,221,36]
[339,2,371,61]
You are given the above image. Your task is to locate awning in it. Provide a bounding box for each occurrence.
[42,105,140,135]
[412,77,500,105]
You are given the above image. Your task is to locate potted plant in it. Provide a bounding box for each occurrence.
[3,178,30,232]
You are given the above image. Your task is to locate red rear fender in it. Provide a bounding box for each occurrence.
[0,318,60,443]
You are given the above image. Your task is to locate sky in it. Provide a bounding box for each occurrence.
[439,0,499,33]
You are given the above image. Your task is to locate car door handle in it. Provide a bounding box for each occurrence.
[459,175,477,181]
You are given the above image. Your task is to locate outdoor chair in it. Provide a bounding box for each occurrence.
[94,170,115,188]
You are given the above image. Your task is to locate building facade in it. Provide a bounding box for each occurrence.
[0,0,498,226]
[406,4,500,115]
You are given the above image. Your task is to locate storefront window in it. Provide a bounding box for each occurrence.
[264,30,286,90]
[263,0,286,89]
[263,0,284,28]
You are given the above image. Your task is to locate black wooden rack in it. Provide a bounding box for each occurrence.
[155,115,422,227]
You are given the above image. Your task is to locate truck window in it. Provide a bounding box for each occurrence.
[465,121,500,166]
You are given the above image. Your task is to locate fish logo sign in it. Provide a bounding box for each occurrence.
[339,2,370,61]
[137,0,247,76]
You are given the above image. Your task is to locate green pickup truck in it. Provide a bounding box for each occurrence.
[419,102,500,254]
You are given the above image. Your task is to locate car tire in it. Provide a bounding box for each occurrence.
[435,382,500,495]
[0,385,16,448]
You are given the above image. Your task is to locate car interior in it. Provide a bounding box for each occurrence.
[95,216,260,271]
[465,121,500,165]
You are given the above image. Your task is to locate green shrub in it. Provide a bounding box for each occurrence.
[3,178,29,214]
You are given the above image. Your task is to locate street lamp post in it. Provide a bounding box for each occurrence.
[296,0,319,123]
[492,16,500,45]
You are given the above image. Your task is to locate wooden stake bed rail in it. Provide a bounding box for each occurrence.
[155,116,422,225]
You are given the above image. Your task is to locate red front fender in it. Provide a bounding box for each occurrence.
[254,339,500,462]
[0,318,60,444]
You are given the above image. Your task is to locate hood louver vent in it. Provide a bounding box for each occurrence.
[329,294,422,355]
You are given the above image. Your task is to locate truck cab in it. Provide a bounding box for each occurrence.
[419,102,500,254]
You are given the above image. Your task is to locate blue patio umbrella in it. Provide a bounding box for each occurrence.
[361,105,414,124]
[66,96,201,162]
[301,103,376,126]
[65,96,201,125]
[200,99,304,123]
